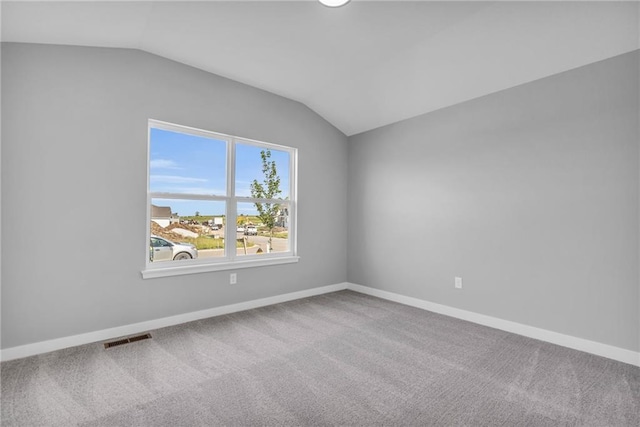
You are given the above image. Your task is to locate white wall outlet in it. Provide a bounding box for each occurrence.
[455,276,463,289]
[230,273,237,285]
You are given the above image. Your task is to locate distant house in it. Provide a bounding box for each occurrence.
[276,207,289,228]
[151,204,178,228]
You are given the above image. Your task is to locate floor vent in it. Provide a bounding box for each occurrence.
[104,333,152,349]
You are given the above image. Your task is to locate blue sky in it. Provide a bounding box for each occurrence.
[150,128,290,217]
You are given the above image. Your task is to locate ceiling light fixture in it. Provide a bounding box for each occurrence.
[319,0,351,8]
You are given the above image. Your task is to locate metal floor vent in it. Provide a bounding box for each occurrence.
[104,333,152,349]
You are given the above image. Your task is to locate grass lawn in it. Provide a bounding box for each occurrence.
[185,236,255,250]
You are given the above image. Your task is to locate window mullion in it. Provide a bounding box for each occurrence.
[236,197,289,204]
[150,193,227,202]
[227,139,237,261]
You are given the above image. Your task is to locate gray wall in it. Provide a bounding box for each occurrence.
[348,51,640,352]
[1,43,348,349]
[2,42,638,354]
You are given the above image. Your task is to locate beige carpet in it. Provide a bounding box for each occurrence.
[2,290,639,426]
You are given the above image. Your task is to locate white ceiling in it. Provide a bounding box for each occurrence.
[2,1,639,136]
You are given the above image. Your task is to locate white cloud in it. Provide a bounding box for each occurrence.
[150,159,181,170]
[175,186,226,195]
[150,175,207,184]
[153,198,225,206]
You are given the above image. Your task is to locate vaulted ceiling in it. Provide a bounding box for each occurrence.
[2,1,638,136]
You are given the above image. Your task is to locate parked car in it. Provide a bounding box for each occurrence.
[236,226,245,233]
[244,225,258,236]
[150,235,198,262]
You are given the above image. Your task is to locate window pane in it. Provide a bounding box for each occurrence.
[149,127,227,196]
[149,199,226,262]
[235,143,290,199]
[236,202,289,256]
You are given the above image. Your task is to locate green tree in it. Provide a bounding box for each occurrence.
[250,150,282,251]
[195,211,200,217]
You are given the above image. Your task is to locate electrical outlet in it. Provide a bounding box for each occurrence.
[230,273,237,285]
[455,277,463,289]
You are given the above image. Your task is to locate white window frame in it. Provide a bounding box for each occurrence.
[142,119,298,279]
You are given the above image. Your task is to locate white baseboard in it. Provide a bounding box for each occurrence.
[3,281,638,367]
[0,282,349,362]
[346,283,640,367]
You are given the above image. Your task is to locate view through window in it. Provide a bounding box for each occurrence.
[147,120,296,272]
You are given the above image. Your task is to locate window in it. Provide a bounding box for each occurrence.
[143,120,298,278]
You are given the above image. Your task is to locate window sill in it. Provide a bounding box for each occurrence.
[141,256,300,279]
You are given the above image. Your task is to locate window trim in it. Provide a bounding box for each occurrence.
[141,255,300,279]
[142,119,298,279]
